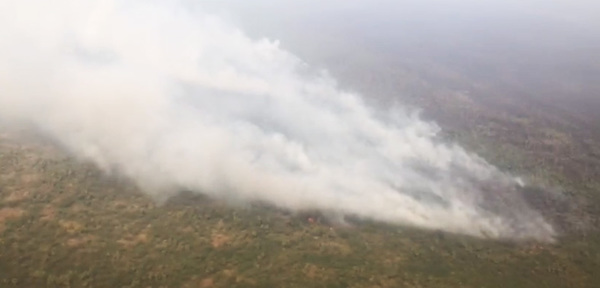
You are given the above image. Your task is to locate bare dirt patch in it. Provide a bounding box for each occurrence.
[4,190,31,203]
[117,231,150,248]
[200,277,214,288]
[66,235,96,248]
[39,205,56,221]
[303,264,320,279]
[210,233,230,248]
[58,220,84,234]
[0,207,25,232]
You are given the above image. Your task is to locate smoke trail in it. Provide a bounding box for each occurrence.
[0,0,554,240]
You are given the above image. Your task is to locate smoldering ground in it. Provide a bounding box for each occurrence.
[0,0,555,241]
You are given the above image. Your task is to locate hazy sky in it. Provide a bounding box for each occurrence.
[200,0,600,124]
[199,0,600,73]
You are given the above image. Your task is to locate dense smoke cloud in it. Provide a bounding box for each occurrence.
[0,0,554,240]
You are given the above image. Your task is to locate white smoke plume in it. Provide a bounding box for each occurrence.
[0,0,554,240]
